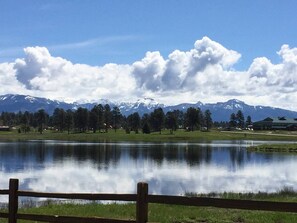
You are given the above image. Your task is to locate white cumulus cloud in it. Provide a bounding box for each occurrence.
[0,62,28,95]
[246,44,297,109]
[12,47,136,102]
[0,37,297,110]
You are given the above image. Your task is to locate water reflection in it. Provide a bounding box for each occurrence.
[0,140,297,201]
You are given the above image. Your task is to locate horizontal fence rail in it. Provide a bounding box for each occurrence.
[0,178,297,223]
[0,190,9,195]
[17,213,135,223]
[18,191,137,201]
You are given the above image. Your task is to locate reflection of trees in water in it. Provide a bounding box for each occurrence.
[205,146,212,163]
[228,146,290,169]
[146,146,163,165]
[1,142,292,173]
[129,145,164,166]
[229,147,245,167]
[0,143,48,171]
[129,146,140,160]
[262,153,276,161]
[183,145,212,166]
[164,145,179,162]
[0,143,215,170]
[246,150,252,161]
[127,144,213,166]
[51,144,122,169]
[0,143,122,171]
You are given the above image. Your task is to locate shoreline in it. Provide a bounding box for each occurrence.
[1,129,297,143]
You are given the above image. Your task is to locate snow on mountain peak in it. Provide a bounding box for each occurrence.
[132,98,161,110]
[223,99,245,110]
[227,99,245,104]
[137,97,156,104]
[25,95,37,103]
[0,96,7,101]
[0,94,16,101]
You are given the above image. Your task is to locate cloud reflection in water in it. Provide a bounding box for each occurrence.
[0,140,297,203]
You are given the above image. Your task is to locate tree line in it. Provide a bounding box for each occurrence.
[0,105,213,134]
[211,110,252,130]
[0,105,252,134]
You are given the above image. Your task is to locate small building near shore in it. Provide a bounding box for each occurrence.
[253,117,297,131]
[0,126,10,131]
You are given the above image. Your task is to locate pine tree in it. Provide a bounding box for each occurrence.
[149,108,165,134]
[246,115,252,128]
[229,113,237,128]
[165,111,178,134]
[204,109,213,131]
[103,104,112,133]
[65,109,74,134]
[236,110,245,129]
[112,106,122,132]
[185,107,202,131]
[35,109,48,134]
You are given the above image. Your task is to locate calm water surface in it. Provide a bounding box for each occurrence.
[0,140,297,201]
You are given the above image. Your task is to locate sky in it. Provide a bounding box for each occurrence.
[1,0,297,110]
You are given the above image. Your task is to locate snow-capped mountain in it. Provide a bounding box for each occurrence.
[199,99,297,121]
[161,99,297,121]
[0,94,73,114]
[118,98,165,115]
[1,94,297,122]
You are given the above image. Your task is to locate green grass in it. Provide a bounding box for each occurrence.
[1,129,297,142]
[1,199,297,223]
[1,190,297,223]
[248,143,297,153]
[186,187,297,202]
[0,191,297,223]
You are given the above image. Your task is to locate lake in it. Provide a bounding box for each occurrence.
[0,140,297,202]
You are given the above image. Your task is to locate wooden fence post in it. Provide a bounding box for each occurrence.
[9,179,19,223]
[136,182,148,223]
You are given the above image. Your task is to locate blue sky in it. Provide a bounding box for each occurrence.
[1,0,296,67]
[1,0,297,110]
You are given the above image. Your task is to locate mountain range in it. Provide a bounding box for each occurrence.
[0,94,297,122]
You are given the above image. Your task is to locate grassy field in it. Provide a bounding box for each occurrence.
[1,190,297,223]
[1,129,297,142]
[248,143,297,153]
[14,203,297,223]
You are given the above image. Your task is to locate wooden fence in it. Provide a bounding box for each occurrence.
[1,179,297,223]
